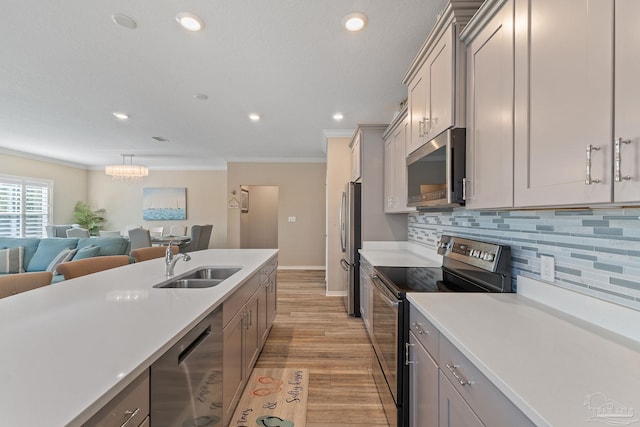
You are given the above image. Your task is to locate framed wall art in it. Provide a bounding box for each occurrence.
[143,187,187,220]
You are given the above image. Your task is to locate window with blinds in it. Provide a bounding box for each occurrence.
[0,175,51,238]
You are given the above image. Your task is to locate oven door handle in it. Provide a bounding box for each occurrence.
[371,274,399,308]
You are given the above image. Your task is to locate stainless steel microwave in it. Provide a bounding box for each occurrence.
[406,128,466,208]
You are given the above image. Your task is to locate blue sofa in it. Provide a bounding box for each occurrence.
[0,237,131,283]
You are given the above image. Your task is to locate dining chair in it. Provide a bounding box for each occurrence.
[56,256,130,280]
[179,225,202,253]
[131,245,178,263]
[66,227,90,238]
[149,226,165,238]
[0,272,53,299]
[169,225,187,236]
[99,230,122,237]
[198,224,213,250]
[128,228,152,251]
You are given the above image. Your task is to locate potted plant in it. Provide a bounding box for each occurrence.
[73,201,106,236]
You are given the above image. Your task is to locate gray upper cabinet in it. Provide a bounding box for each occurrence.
[403,0,484,156]
[463,0,640,208]
[461,0,515,209]
[513,0,614,207]
[615,0,640,203]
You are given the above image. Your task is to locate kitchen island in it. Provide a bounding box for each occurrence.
[0,248,277,426]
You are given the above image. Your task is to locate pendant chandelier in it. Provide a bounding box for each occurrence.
[105,154,149,182]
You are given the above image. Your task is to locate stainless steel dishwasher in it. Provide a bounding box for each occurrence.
[151,306,223,427]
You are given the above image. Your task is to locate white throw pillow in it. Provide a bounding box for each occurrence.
[46,248,77,275]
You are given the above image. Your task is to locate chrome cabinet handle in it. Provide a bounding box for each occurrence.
[405,342,415,365]
[411,321,428,335]
[462,178,470,200]
[424,117,430,134]
[446,363,473,387]
[585,145,601,185]
[615,137,632,182]
[418,119,424,137]
[120,408,140,427]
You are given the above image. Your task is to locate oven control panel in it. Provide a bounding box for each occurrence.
[437,235,509,274]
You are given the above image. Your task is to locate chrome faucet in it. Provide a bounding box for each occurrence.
[165,241,191,276]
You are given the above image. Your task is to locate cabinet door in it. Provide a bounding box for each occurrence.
[465,0,514,209]
[244,294,261,374]
[384,138,395,212]
[514,0,613,207]
[266,271,277,330]
[614,0,640,203]
[223,313,245,426]
[394,119,411,211]
[428,30,454,139]
[439,372,484,427]
[408,332,438,427]
[351,132,362,181]
[408,69,428,155]
[259,281,269,345]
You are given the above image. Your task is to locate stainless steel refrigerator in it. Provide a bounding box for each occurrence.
[339,181,361,316]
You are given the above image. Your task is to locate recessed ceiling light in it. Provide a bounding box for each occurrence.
[112,112,129,120]
[176,12,205,31]
[333,113,344,121]
[248,113,261,121]
[112,14,137,30]
[194,93,209,101]
[343,12,368,32]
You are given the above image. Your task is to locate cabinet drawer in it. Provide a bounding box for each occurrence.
[83,370,149,427]
[223,274,260,326]
[409,303,439,360]
[259,256,278,283]
[439,336,534,427]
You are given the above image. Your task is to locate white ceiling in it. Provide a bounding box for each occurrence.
[0,0,447,170]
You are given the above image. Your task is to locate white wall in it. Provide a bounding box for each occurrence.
[88,169,228,249]
[0,151,88,224]
[227,162,326,268]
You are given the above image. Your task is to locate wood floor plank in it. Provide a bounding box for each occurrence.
[254,270,389,427]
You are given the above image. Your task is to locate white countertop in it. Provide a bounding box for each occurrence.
[0,249,277,426]
[408,283,640,427]
[359,241,442,267]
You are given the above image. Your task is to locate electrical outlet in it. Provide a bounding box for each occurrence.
[288,216,296,223]
[540,255,555,282]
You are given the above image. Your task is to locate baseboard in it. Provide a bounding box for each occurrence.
[277,266,325,270]
[325,291,346,297]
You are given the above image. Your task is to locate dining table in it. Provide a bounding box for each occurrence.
[150,235,191,246]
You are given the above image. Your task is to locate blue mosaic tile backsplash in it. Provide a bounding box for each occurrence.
[408,208,640,311]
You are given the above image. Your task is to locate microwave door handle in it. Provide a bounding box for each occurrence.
[339,191,346,252]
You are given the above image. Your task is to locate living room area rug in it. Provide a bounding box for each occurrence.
[231,368,309,427]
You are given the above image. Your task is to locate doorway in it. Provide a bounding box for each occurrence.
[239,185,279,249]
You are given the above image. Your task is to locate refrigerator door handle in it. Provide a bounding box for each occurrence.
[339,191,346,252]
[340,258,350,271]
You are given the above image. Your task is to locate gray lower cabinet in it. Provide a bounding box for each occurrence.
[408,331,438,427]
[82,370,149,427]
[409,304,534,427]
[222,255,278,427]
[439,371,484,427]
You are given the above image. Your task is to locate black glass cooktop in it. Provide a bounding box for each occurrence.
[374,266,442,295]
[374,265,490,297]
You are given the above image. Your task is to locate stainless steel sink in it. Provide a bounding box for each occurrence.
[181,267,241,280]
[159,278,223,288]
[154,267,241,289]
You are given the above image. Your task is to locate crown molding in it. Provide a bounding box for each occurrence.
[0,147,88,169]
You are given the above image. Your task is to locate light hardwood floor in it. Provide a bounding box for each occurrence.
[255,270,389,427]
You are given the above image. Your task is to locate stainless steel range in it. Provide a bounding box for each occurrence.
[368,235,512,427]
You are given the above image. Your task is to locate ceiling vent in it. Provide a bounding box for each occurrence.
[152,136,169,142]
